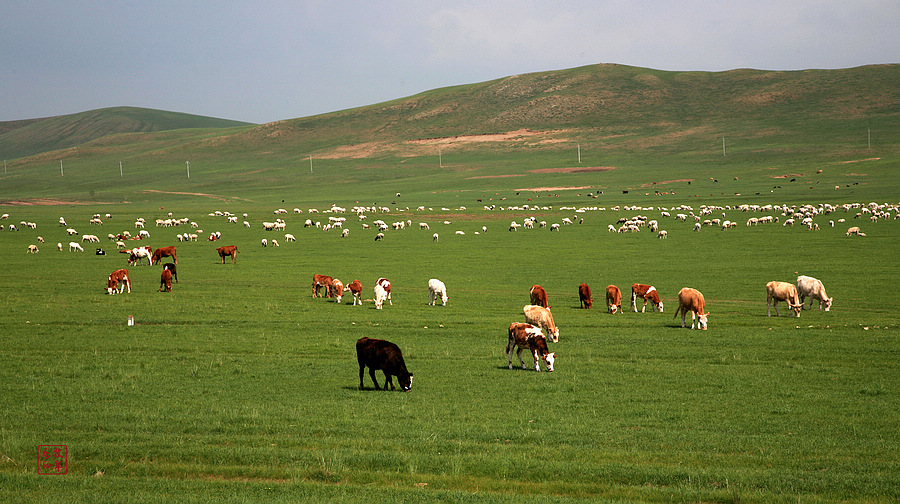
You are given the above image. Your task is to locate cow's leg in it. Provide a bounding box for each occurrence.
[631,293,637,312]
[641,299,647,313]
[368,367,380,390]
[387,293,392,305]
[681,309,687,328]
[359,364,366,390]
[767,298,772,317]
[517,348,527,370]
[532,350,541,372]
[383,372,395,391]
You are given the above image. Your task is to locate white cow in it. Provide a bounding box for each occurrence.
[428,279,448,306]
[374,283,388,310]
[69,242,84,252]
[796,275,833,311]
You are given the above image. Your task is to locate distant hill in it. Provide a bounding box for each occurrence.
[0,107,253,160]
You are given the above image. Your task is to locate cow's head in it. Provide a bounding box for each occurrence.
[823,297,833,311]
[543,353,556,372]
[107,277,117,295]
[610,304,619,314]
[398,372,413,392]
[548,328,559,343]
[698,312,709,330]
[790,302,802,317]
[657,301,664,312]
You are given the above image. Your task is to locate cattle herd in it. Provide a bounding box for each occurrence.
[9,198,882,390]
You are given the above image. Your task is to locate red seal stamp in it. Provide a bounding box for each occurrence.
[37,445,67,475]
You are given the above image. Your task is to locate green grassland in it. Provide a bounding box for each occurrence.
[0,64,899,503]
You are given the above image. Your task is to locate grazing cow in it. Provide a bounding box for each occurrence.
[657,230,668,239]
[151,246,177,265]
[428,278,448,306]
[124,246,152,266]
[523,305,559,343]
[605,285,622,314]
[346,280,363,306]
[217,245,238,264]
[529,285,549,308]
[107,269,131,295]
[331,279,344,303]
[674,287,709,330]
[57,242,63,251]
[374,283,388,309]
[846,226,862,236]
[312,274,334,298]
[261,238,268,247]
[631,284,664,312]
[578,283,592,309]
[27,244,39,253]
[159,268,173,292]
[69,242,84,252]
[766,281,803,317]
[376,278,393,306]
[506,323,556,372]
[356,337,413,391]
[163,263,178,283]
[796,275,833,311]
[433,233,439,241]
[284,233,296,242]
[375,232,384,241]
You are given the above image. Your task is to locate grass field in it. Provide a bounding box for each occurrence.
[0,194,897,503]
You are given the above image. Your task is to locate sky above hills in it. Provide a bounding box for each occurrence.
[2,0,898,125]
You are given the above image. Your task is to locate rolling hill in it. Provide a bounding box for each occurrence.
[1,64,897,205]
[0,106,253,160]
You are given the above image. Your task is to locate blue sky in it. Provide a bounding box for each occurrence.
[2,0,897,124]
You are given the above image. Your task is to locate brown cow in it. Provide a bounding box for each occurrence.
[605,285,622,314]
[356,337,413,391]
[107,269,131,295]
[674,287,708,330]
[506,322,555,372]
[151,246,177,265]
[163,263,178,283]
[312,274,333,298]
[216,245,238,264]
[631,283,664,312]
[330,279,345,303]
[766,281,802,317]
[578,283,592,309]
[346,280,363,306]
[529,284,549,308]
[159,268,173,292]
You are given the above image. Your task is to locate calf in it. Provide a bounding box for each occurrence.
[312,274,333,298]
[374,283,388,309]
[578,283,592,309]
[159,268,173,292]
[331,278,344,303]
[163,263,178,283]
[529,284,549,308]
[631,283,664,312]
[356,337,413,391]
[107,269,131,295]
[428,278,448,306]
[346,280,363,306]
[674,287,709,330]
[523,305,559,342]
[766,281,802,317]
[605,285,622,314]
[506,323,556,372]
[217,245,238,264]
[151,246,177,265]
[376,278,393,306]
[796,275,833,311]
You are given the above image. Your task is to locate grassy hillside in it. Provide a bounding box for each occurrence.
[0,107,253,160]
[0,64,897,208]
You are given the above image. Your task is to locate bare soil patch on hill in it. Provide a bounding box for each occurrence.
[529,166,615,174]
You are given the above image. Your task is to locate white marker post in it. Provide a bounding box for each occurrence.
[186,161,190,179]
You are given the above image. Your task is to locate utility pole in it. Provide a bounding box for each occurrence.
[577,144,581,163]
[439,149,442,168]
[119,161,123,177]
[186,161,190,179]
[309,155,313,173]
[722,137,726,157]
[868,128,871,149]
[60,160,64,176]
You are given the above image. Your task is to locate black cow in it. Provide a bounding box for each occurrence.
[356,337,413,391]
[163,263,178,283]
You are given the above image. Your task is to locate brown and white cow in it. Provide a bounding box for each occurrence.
[796,275,833,311]
[123,245,152,266]
[506,322,555,372]
[312,274,334,298]
[529,284,549,308]
[216,245,238,264]
[107,269,131,295]
[376,277,393,306]
[523,305,559,343]
[151,246,177,265]
[605,285,622,314]
[766,281,802,317]
[346,280,363,306]
[674,287,708,330]
[159,268,173,292]
[331,278,345,303]
[163,263,178,283]
[356,337,413,391]
[578,283,592,309]
[631,283,664,312]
